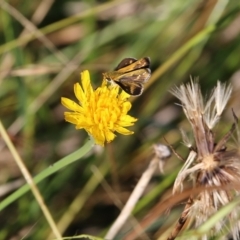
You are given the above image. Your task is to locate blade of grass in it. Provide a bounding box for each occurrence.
[0,136,95,211]
[47,162,109,239]
[0,120,62,239]
[0,0,130,55]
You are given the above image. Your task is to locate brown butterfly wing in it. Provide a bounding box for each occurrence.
[104,57,151,95]
[132,57,151,69]
[114,58,138,70]
[115,57,151,73]
[116,68,151,95]
[119,68,151,84]
[115,81,143,96]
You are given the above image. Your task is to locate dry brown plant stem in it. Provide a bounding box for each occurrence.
[167,196,193,240]
[0,1,68,64]
[105,155,160,240]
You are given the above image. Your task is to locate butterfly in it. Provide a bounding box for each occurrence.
[103,57,151,96]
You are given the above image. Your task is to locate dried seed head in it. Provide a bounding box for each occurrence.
[204,81,232,129]
[153,143,171,172]
[154,143,171,160]
[171,79,240,239]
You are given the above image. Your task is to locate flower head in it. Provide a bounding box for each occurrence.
[61,70,137,146]
[170,79,240,239]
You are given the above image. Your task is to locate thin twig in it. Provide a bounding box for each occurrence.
[105,156,159,240]
[24,0,55,29]
[167,196,193,240]
[0,1,68,64]
[92,165,151,240]
[163,137,184,162]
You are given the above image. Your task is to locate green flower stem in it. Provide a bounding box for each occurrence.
[58,234,104,240]
[0,137,95,211]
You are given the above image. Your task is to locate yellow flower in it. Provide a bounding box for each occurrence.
[61,70,137,146]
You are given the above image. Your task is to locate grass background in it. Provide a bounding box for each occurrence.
[0,0,240,239]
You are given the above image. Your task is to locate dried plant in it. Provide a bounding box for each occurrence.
[168,80,240,240]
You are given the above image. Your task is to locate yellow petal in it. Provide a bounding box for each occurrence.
[121,102,132,113]
[91,127,105,146]
[119,115,137,126]
[74,83,85,104]
[81,70,93,95]
[64,115,79,125]
[61,70,137,146]
[105,130,116,142]
[61,97,83,112]
[119,90,130,100]
[115,126,134,135]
